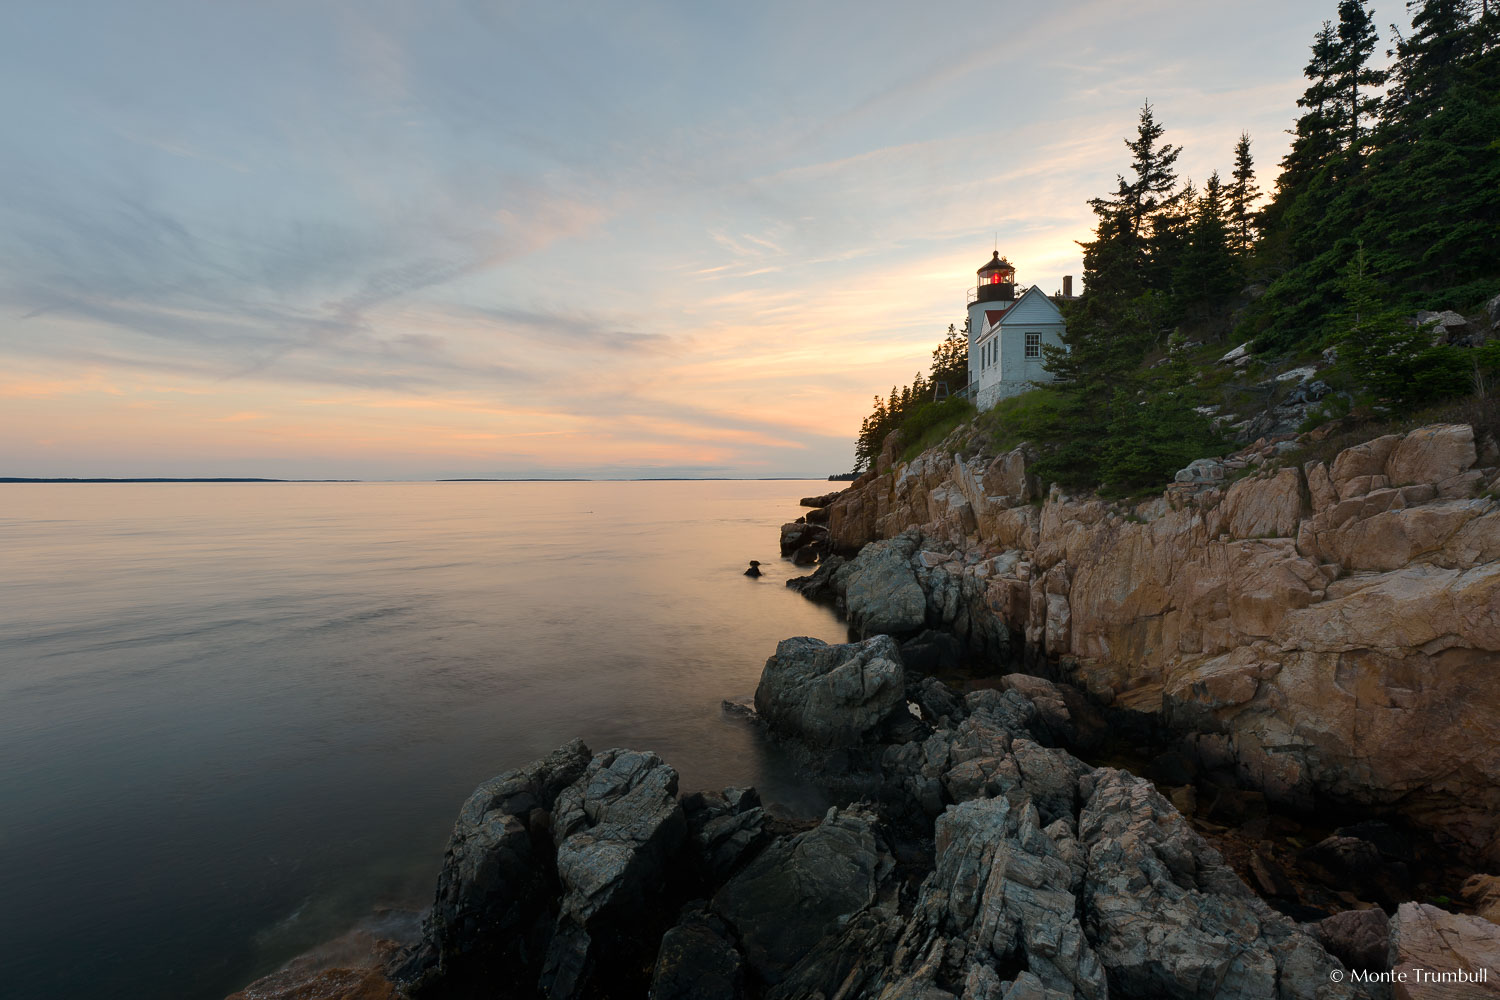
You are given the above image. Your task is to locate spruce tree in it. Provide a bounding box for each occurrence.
[1174,172,1239,325]
[1384,0,1477,125]
[1333,0,1385,154]
[1227,133,1260,256]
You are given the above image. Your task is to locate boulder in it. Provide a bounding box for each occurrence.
[395,739,592,991]
[784,554,848,601]
[1000,673,1106,750]
[844,535,928,637]
[779,521,828,557]
[918,795,1107,999]
[1080,769,1355,999]
[682,787,770,884]
[1331,434,1402,497]
[1385,424,1476,488]
[800,490,845,508]
[648,903,746,1000]
[1176,457,1227,484]
[1223,468,1303,539]
[1388,902,1500,998]
[791,544,820,566]
[541,749,688,999]
[712,806,890,988]
[1308,907,1390,973]
[1417,309,1468,343]
[754,635,906,747]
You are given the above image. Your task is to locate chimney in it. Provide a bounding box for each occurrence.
[1063,275,1073,297]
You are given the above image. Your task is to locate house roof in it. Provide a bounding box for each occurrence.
[994,284,1065,325]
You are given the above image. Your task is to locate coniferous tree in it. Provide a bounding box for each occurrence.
[1383,0,1476,126]
[1227,133,1260,257]
[1259,21,1344,254]
[1174,172,1239,324]
[1334,0,1386,154]
[930,322,969,395]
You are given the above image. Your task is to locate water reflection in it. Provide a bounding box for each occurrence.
[0,481,845,999]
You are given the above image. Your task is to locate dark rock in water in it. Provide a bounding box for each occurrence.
[898,629,963,675]
[649,902,746,1000]
[384,657,1367,1000]
[784,554,847,601]
[1307,907,1390,973]
[755,635,906,748]
[779,521,828,557]
[799,489,844,508]
[791,544,819,566]
[805,504,831,525]
[711,806,893,991]
[743,560,762,577]
[720,699,756,720]
[393,738,591,994]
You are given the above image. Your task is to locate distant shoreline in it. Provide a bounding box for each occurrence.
[1,476,830,484]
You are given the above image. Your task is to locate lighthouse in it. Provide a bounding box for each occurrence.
[966,251,1016,340]
[965,251,1068,410]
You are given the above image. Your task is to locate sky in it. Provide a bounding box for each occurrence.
[0,0,1397,479]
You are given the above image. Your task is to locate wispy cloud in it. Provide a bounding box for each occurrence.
[0,0,1346,477]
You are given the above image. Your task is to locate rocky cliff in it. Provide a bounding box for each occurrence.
[383,640,1375,1000]
[820,422,1500,864]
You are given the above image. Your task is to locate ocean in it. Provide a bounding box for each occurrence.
[0,481,846,999]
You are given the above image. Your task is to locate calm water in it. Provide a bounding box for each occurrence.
[0,482,845,1000]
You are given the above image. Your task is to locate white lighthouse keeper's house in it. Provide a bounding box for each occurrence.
[965,251,1067,410]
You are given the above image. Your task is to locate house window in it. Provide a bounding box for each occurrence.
[1025,333,1041,358]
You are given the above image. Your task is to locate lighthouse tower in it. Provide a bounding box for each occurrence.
[966,251,1016,340]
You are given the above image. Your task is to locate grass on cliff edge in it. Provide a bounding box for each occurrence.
[974,389,1067,454]
[898,397,977,462]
